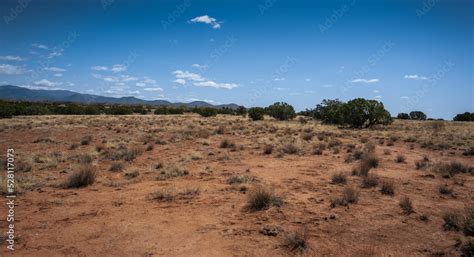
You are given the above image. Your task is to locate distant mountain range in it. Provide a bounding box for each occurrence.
[0,85,241,109]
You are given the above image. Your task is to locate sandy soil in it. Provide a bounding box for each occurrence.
[0,115,472,256]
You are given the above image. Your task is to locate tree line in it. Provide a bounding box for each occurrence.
[1,99,472,125]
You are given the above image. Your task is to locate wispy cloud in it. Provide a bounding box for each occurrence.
[404,74,428,80]
[31,43,48,50]
[0,56,26,61]
[33,79,62,88]
[172,70,238,89]
[351,78,379,84]
[0,64,26,75]
[44,67,66,72]
[400,96,409,99]
[90,64,127,73]
[143,87,163,92]
[189,15,221,29]
[321,84,332,88]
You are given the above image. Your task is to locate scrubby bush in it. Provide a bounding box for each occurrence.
[453,112,474,122]
[331,172,347,184]
[397,113,410,120]
[246,185,283,211]
[194,107,218,117]
[380,180,395,195]
[248,107,265,121]
[283,228,308,252]
[307,98,392,128]
[399,196,414,214]
[266,102,296,121]
[409,111,427,120]
[331,187,359,207]
[65,165,96,188]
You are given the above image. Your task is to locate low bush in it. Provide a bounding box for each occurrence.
[65,165,96,188]
[246,185,283,211]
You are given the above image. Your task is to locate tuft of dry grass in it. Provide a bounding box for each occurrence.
[431,161,470,178]
[331,187,359,207]
[399,196,414,215]
[380,180,395,195]
[80,135,92,145]
[361,174,379,188]
[331,172,347,184]
[109,162,124,172]
[246,185,283,211]
[227,175,255,185]
[395,154,406,163]
[263,144,273,155]
[283,228,308,253]
[64,165,96,188]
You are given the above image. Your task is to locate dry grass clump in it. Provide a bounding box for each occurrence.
[282,142,300,155]
[220,139,236,149]
[312,143,326,155]
[157,162,189,180]
[16,159,33,172]
[301,132,313,141]
[109,162,124,172]
[431,161,470,178]
[415,156,430,170]
[395,154,406,163]
[443,206,474,236]
[443,211,464,231]
[149,188,174,201]
[102,145,143,162]
[227,175,255,185]
[399,196,414,215]
[80,135,92,145]
[331,172,347,184]
[380,180,395,195]
[361,174,379,188]
[331,187,359,207]
[438,184,453,196]
[459,239,474,257]
[263,144,273,155]
[246,185,283,211]
[353,152,379,177]
[124,170,139,179]
[64,165,96,188]
[283,228,308,253]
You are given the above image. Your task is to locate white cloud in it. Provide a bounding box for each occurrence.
[189,15,221,29]
[172,70,237,89]
[374,95,382,100]
[44,67,66,72]
[33,79,62,88]
[143,87,163,92]
[54,73,63,77]
[48,50,63,58]
[31,43,48,50]
[121,75,138,81]
[91,66,108,71]
[0,64,25,75]
[143,77,156,84]
[305,78,311,82]
[91,64,127,73]
[321,84,332,88]
[0,56,26,61]
[111,64,127,73]
[191,63,207,69]
[135,82,146,87]
[400,96,409,99]
[373,89,380,93]
[404,74,428,80]
[173,70,205,82]
[193,80,238,89]
[274,77,285,81]
[274,87,289,91]
[173,78,186,85]
[351,78,379,84]
[185,98,215,103]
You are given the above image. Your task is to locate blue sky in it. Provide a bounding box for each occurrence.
[0,0,472,119]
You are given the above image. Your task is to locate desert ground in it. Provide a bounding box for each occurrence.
[0,114,473,256]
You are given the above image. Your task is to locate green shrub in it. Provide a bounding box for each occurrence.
[266,102,296,121]
[248,107,265,121]
[409,111,427,120]
[453,112,474,122]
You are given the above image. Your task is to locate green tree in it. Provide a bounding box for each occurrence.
[409,111,427,120]
[453,112,474,122]
[266,102,296,121]
[195,107,218,117]
[341,98,392,128]
[248,107,265,121]
[397,113,410,120]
